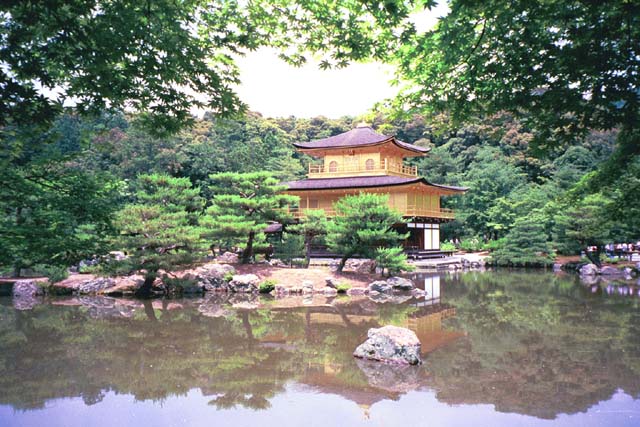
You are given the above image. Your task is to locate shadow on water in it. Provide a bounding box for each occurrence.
[0,270,639,423]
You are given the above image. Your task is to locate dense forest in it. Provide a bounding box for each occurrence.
[1,0,638,279]
[2,109,637,279]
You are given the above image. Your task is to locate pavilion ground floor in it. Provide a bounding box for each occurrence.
[269,217,454,260]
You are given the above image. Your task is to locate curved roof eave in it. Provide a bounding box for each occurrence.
[283,176,467,194]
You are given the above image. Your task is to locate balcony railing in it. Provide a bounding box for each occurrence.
[404,207,455,219]
[286,206,454,220]
[308,159,418,178]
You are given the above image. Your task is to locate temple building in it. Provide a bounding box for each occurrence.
[283,124,466,255]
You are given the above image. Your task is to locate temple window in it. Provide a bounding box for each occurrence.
[365,158,375,170]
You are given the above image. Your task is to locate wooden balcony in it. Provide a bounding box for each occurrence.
[286,206,454,220]
[308,159,418,178]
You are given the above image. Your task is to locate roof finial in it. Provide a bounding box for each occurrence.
[355,121,370,128]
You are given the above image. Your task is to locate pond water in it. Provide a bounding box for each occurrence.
[1,271,639,427]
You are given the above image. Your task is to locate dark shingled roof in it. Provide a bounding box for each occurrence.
[284,176,467,193]
[292,126,430,154]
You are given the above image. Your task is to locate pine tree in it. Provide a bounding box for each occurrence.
[326,193,408,272]
[114,174,205,297]
[202,172,297,264]
[491,212,554,267]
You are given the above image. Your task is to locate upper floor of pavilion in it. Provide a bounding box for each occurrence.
[293,123,429,179]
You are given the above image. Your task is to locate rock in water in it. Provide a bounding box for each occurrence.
[386,277,414,291]
[228,274,259,293]
[579,264,599,276]
[77,278,116,294]
[368,280,392,293]
[12,280,44,311]
[353,325,422,365]
[12,280,44,297]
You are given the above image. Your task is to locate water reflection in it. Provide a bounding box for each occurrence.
[0,270,639,426]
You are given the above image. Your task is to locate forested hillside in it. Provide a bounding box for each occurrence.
[3,107,636,277]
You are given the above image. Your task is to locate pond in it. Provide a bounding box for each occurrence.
[0,271,639,426]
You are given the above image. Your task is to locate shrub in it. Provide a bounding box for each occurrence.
[459,237,483,252]
[374,247,414,276]
[490,215,555,267]
[440,241,457,251]
[223,272,234,282]
[34,264,69,284]
[336,283,351,294]
[259,280,277,294]
[483,238,507,251]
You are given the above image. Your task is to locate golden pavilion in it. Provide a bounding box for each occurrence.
[283,123,466,255]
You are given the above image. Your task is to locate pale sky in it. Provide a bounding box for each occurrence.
[234,3,448,118]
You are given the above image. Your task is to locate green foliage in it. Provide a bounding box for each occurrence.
[326,193,407,272]
[113,174,206,294]
[483,238,507,252]
[259,280,277,294]
[223,272,235,282]
[2,0,417,134]
[393,0,640,151]
[203,172,298,263]
[374,247,414,276]
[440,241,457,252]
[0,127,120,276]
[553,193,612,255]
[491,214,555,267]
[459,238,483,252]
[273,233,305,267]
[336,283,351,294]
[33,265,69,284]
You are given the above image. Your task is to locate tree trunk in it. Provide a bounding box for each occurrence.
[135,273,156,299]
[337,254,350,272]
[242,231,255,264]
[305,239,311,268]
[585,246,602,268]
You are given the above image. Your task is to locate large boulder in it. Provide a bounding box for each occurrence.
[368,280,393,293]
[217,251,240,264]
[77,278,117,294]
[12,280,44,311]
[345,259,377,274]
[12,280,44,297]
[228,274,259,293]
[353,325,422,365]
[386,277,414,291]
[195,263,235,292]
[579,264,599,276]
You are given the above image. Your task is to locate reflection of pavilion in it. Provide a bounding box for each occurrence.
[259,287,464,414]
